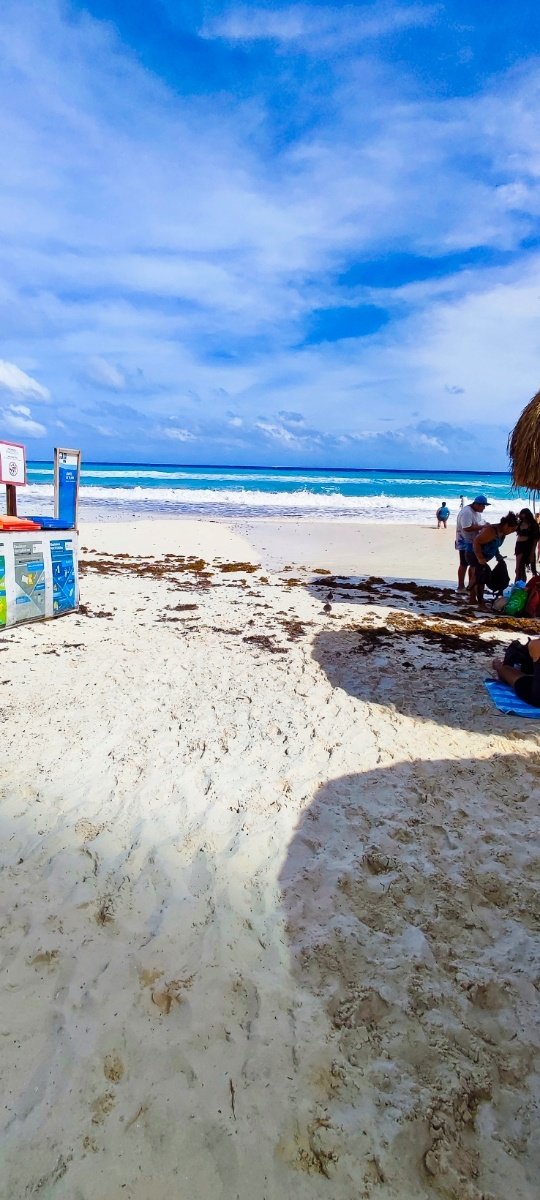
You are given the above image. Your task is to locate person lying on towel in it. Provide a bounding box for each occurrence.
[492,637,540,707]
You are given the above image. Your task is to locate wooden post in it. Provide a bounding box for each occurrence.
[6,484,17,517]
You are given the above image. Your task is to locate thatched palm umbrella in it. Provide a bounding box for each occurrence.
[508,390,540,493]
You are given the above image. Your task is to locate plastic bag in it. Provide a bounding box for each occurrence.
[504,585,529,615]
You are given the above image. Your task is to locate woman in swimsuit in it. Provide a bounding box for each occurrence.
[493,637,540,707]
[515,508,539,582]
[470,512,519,608]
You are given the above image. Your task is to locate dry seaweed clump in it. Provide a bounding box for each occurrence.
[80,555,267,584]
[279,619,310,641]
[312,576,454,604]
[354,612,500,657]
[78,603,114,619]
[216,561,259,573]
[243,634,287,654]
[79,555,210,578]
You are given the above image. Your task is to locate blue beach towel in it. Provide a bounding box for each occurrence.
[484,679,540,718]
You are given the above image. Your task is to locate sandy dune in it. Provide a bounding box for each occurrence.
[1,520,538,1200]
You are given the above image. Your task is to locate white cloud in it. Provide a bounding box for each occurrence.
[0,1,538,465]
[84,357,126,391]
[2,403,47,438]
[346,427,448,453]
[0,359,50,401]
[202,4,439,48]
[160,426,196,442]
[255,416,322,446]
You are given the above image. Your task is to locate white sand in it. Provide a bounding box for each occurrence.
[232,517,463,581]
[1,519,539,1200]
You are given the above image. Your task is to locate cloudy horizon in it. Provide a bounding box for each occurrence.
[1,0,539,468]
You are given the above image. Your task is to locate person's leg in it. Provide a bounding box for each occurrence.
[443,519,447,528]
[466,552,478,602]
[515,553,526,583]
[492,659,527,688]
[457,551,467,589]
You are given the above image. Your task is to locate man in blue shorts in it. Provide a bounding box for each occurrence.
[455,495,488,593]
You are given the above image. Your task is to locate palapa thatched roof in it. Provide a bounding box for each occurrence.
[508,389,540,491]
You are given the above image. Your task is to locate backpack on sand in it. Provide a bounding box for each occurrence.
[485,559,510,595]
[503,639,533,672]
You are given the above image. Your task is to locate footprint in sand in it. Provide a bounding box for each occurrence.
[103,1053,124,1083]
[30,949,60,966]
[75,818,103,843]
[231,976,260,1036]
[138,966,194,1015]
[91,1092,115,1124]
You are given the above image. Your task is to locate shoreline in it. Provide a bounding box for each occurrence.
[79,516,488,584]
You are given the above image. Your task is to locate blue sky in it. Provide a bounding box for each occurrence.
[1,0,540,468]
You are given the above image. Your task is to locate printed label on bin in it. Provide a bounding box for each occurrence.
[51,538,77,612]
[13,539,46,621]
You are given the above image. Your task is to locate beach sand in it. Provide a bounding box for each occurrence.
[1,519,539,1200]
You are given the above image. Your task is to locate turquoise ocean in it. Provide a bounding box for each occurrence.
[22,462,529,523]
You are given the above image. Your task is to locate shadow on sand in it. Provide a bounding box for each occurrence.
[307,573,540,633]
[279,754,539,1198]
[310,622,503,734]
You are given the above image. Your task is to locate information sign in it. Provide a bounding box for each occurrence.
[0,440,26,486]
[54,448,81,527]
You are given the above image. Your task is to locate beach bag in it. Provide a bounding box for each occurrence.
[485,559,509,594]
[526,576,540,618]
[503,639,533,672]
[504,583,529,615]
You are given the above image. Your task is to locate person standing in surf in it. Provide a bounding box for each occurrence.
[436,501,450,529]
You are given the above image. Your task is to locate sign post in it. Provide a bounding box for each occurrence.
[54,448,81,529]
[0,440,27,517]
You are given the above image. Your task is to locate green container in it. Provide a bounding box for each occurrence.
[504,586,529,616]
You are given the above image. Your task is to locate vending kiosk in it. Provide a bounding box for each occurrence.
[0,440,81,629]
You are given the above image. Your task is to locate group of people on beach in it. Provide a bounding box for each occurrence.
[436,495,539,607]
[436,494,540,707]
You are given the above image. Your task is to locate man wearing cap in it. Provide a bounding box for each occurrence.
[455,495,489,594]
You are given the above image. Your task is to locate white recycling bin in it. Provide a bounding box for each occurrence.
[0,531,79,628]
